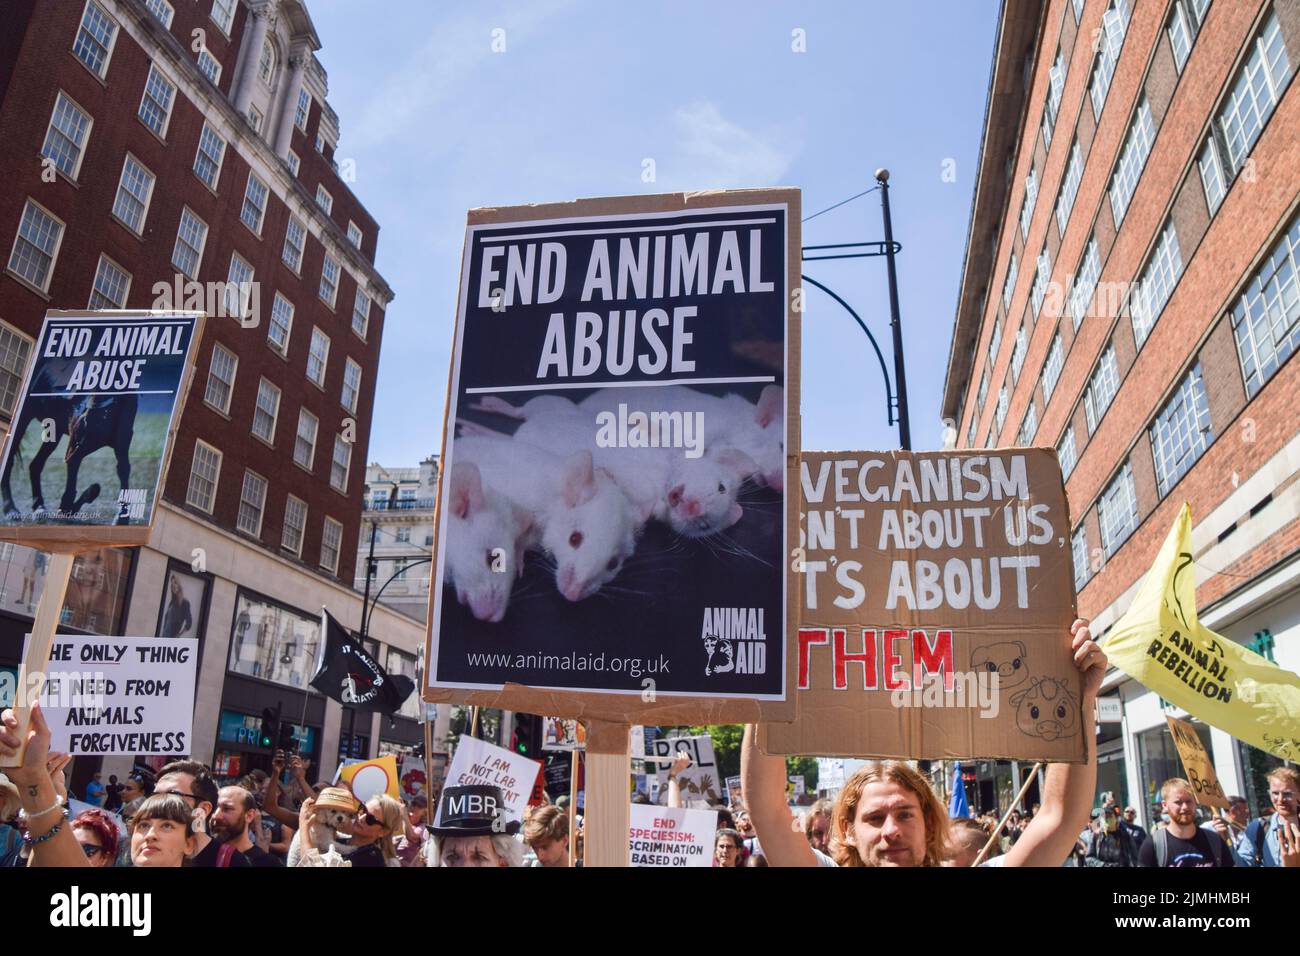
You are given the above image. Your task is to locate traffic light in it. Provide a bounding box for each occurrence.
[511,714,543,758]
[259,705,281,750]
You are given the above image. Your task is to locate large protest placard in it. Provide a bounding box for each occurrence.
[1166,717,1228,809]
[434,735,542,828]
[0,311,203,549]
[652,734,720,805]
[34,636,197,756]
[542,716,586,751]
[628,803,718,867]
[762,449,1085,762]
[423,190,801,727]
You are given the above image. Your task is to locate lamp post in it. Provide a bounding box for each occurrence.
[875,169,911,450]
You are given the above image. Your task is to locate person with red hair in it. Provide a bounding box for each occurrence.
[71,808,119,868]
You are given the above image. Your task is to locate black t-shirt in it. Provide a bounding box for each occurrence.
[1138,827,1234,868]
[345,842,389,867]
[191,840,253,868]
[242,845,283,868]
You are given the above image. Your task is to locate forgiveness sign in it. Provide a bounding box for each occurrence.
[0,311,201,536]
[426,191,798,704]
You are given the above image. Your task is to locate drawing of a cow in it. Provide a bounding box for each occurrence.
[1010,677,1079,741]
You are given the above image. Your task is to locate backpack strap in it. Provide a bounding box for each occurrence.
[1154,827,1168,868]
[1247,819,1266,865]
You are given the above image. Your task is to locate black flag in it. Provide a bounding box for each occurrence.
[310,609,415,715]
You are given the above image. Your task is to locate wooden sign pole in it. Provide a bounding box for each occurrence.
[0,549,77,768]
[972,762,1042,866]
[567,748,579,864]
[582,720,630,867]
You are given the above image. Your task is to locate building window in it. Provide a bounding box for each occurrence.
[352,288,371,339]
[73,1,117,79]
[171,207,208,279]
[196,48,221,85]
[1203,12,1293,201]
[247,104,263,134]
[224,254,254,321]
[1150,364,1213,498]
[1230,211,1300,398]
[210,0,235,34]
[1042,333,1064,404]
[1043,48,1066,148]
[1031,247,1052,318]
[241,173,269,234]
[295,88,312,130]
[1109,98,1155,227]
[1071,524,1091,591]
[347,222,363,249]
[7,199,64,293]
[1130,221,1183,347]
[259,36,277,85]
[109,154,156,236]
[1084,342,1120,433]
[193,123,226,190]
[0,325,33,418]
[396,526,411,544]
[1168,0,1211,73]
[1058,426,1078,480]
[294,409,318,469]
[143,0,172,28]
[282,215,306,272]
[307,328,330,386]
[1017,402,1038,447]
[976,368,989,410]
[186,440,221,513]
[1199,137,1227,215]
[268,293,293,355]
[330,435,350,492]
[282,495,307,555]
[138,63,176,138]
[41,92,93,180]
[1019,167,1038,240]
[1056,141,1083,236]
[252,378,280,443]
[995,383,1009,433]
[226,591,321,688]
[1010,323,1027,383]
[1089,0,1131,120]
[237,470,267,537]
[321,518,342,573]
[342,358,362,413]
[1002,253,1019,312]
[204,343,237,414]
[319,255,340,308]
[286,150,300,177]
[316,185,333,215]
[1072,0,1085,21]
[988,317,1002,367]
[966,412,978,448]
[1070,237,1100,329]
[1098,461,1139,557]
[89,254,130,309]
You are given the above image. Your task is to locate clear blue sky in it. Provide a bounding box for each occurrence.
[308,0,1000,463]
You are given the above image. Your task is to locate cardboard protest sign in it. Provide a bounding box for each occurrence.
[725,774,742,807]
[788,775,806,797]
[628,803,718,867]
[542,716,586,751]
[762,449,1085,762]
[652,734,721,804]
[0,311,203,549]
[423,189,801,727]
[1105,505,1300,762]
[1166,717,1229,809]
[434,735,542,828]
[340,754,401,802]
[401,753,448,803]
[35,636,197,756]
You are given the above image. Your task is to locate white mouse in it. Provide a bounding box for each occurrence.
[443,461,532,623]
[451,434,642,602]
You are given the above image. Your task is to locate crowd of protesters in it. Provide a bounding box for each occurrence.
[1,619,1296,868]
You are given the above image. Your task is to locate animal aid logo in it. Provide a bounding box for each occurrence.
[700,606,767,676]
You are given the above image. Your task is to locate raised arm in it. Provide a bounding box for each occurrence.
[1,704,88,868]
[665,751,690,809]
[261,753,301,828]
[1002,620,1105,868]
[740,724,817,867]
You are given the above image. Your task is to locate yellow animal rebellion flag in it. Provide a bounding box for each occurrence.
[1103,504,1300,762]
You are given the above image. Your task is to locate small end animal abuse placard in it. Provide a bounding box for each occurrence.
[762,449,1086,763]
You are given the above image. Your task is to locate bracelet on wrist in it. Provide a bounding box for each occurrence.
[21,799,65,822]
[22,819,64,847]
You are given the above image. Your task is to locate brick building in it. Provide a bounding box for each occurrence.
[943,0,1300,821]
[0,0,442,786]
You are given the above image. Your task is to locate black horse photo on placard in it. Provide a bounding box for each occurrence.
[429,200,791,700]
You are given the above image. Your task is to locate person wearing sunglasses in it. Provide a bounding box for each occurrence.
[294,790,404,866]
[71,807,120,868]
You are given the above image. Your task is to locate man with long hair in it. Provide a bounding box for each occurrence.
[742,619,1106,867]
